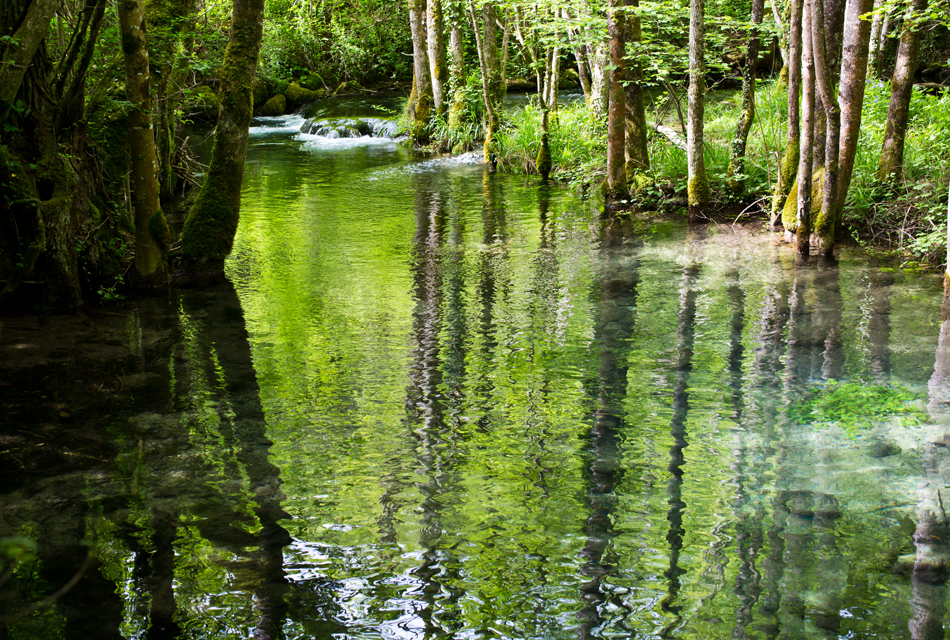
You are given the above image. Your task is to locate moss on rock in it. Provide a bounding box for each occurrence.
[284,83,326,111]
[258,94,286,116]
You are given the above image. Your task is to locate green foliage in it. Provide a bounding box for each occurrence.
[789,380,925,436]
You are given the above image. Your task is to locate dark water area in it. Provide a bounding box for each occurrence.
[3,96,950,639]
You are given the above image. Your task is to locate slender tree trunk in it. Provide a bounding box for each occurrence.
[447,1,466,131]
[180,0,265,269]
[408,0,433,143]
[575,39,593,100]
[796,0,816,255]
[831,0,873,220]
[772,0,790,71]
[868,0,884,75]
[606,0,627,201]
[877,0,928,187]
[470,1,503,163]
[427,0,448,115]
[775,0,802,227]
[811,0,842,258]
[588,42,609,115]
[726,0,766,194]
[687,0,710,218]
[0,0,60,125]
[118,0,170,282]
[624,0,649,178]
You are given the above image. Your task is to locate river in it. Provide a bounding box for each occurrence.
[1,94,949,639]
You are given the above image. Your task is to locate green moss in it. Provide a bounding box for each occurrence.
[284,83,326,111]
[781,168,824,231]
[535,134,552,180]
[299,73,325,91]
[181,177,239,261]
[185,85,220,119]
[687,173,710,207]
[147,210,171,254]
[253,76,274,108]
[628,171,653,195]
[258,94,286,117]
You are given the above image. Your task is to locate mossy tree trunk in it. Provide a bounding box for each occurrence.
[180,0,264,270]
[876,0,928,188]
[408,0,433,144]
[796,0,816,255]
[725,0,765,195]
[469,0,503,163]
[426,0,448,116]
[687,0,710,218]
[447,1,467,132]
[811,0,842,258]
[623,0,649,179]
[774,0,802,227]
[143,0,196,203]
[866,0,887,77]
[118,0,170,283]
[606,0,627,202]
[0,0,59,125]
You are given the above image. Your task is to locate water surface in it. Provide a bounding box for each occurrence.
[2,97,950,639]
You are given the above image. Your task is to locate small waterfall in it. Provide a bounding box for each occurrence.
[300,117,400,140]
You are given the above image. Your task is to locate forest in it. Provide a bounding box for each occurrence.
[1,0,949,308]
[5,0,950,638]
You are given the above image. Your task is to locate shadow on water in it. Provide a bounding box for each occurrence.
[0,283,291,640]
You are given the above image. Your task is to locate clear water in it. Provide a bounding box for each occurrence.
[2,96,950,639]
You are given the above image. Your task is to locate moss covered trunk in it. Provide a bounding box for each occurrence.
[447,1,466,131]
[144,0,195,203]
[180,0,264,269]
[408,0,432,143]
[725,0,764,194]
[876,0,928,187]
[623,0,649,178]
[606,0,627,201]
[118,0,170,282]
[796,0,816,255]
[470,1,503,163]
[426,0,448,116]
[0,0,59,125]
[687,0,709,218]
[775,0,802,227]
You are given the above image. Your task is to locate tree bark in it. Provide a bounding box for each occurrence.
[687,0,709,218]
[606,0,627,201]
[180,0,265,268]
[726,0,766,194]
[447,1,466,130]
[117,0,170,282]
[866,0,885,76]
[427,0,448,115]
[796,0,816,255]
[624,0,649,177]
[775,0,802,227]
[408,0,433,143]
[831,0,873,222]
[876,0,928,187]
[469,1,503,163]
[811,0,842,258]
[0,0,60,125]
[588,42,609,115]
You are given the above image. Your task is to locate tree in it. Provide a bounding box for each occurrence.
[117,0,171,282]
[427,0,449,116]
[606,0,627,201]
[469,0,504,163]
[877,0,929,188]
[180,0,266,270]
[773,0,802,225]
[725,0,765,195]
[407,0,433,143]
[795,0,816,255]
[623,0,649,179]
[687,0,710,218]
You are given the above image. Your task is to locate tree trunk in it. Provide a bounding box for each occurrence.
[774,0,802,227]
[796,0,816,255]
[866,0,885,76]
[606,0,627,201]
[447,1,466,131]
[408,0,433,143]
[0,0,60,125]
[144,0,196,203]
[726,0,765,194]
[876,0,928,188]
[831,0,873,221]
[588,42,609,115]
[575,40,593,100]
[427,0,448,115]
[624,0,649,178]
[470,1,503,163]
[118,0,170,282]
[811,0,842,258]
[180,0,265,269]
[687,0,709,218]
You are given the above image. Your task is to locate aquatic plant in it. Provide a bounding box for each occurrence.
[789,379,925,436]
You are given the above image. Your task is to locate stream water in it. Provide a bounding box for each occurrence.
[2,95,950,639]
